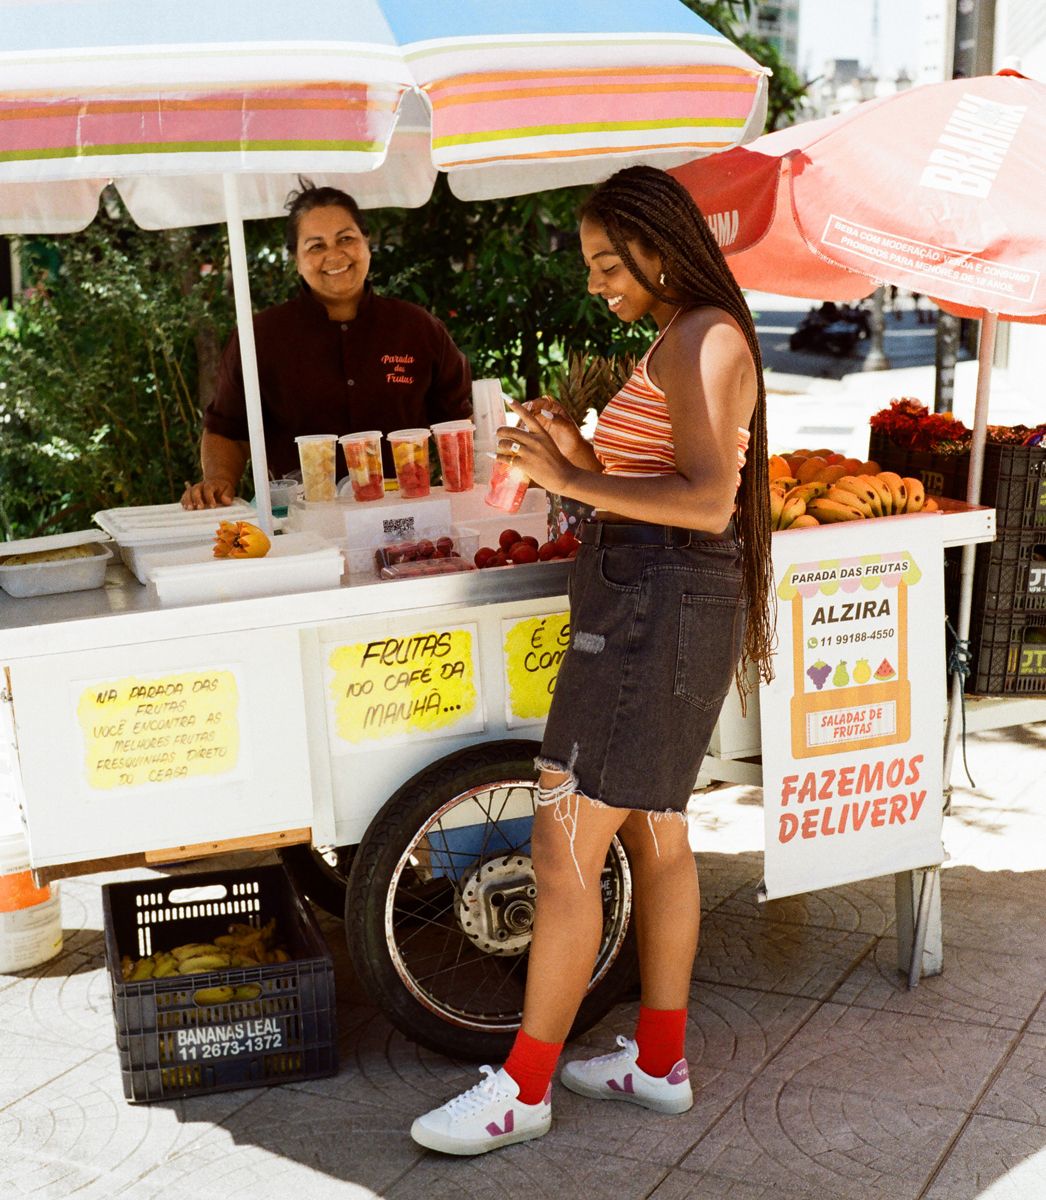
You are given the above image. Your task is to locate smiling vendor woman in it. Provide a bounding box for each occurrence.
[181,181,472,509]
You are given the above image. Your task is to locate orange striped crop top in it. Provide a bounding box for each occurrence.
[593,323,750,488]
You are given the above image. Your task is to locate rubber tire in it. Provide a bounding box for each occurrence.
[344,738,640,1062]
[278,843,356,917]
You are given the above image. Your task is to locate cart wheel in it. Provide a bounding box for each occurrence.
[345,739,639,1062]
[278,843,356,917]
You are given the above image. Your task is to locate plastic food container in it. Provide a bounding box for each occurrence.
[0,815,62,973]
[0,530,112,598]
[372,526,478,576]
[267,478,300,517]
[338,432,385,502]
[294,434,339,503]
[387,428,432,499]
[142,533,345,606]
[485,459,530,514]
[431,420,476,492]
[94,501,257,584]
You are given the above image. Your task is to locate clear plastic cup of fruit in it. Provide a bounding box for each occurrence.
[430,420,476,492]
[387,428,432,499]
[294,434,338,502]
[484,458,530,514]
[339,431,385,502]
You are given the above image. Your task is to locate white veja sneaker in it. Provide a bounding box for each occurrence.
[410,1066,552,1156]
[560,1035,693,1115]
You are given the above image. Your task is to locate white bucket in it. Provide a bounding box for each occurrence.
[0,830,62,973]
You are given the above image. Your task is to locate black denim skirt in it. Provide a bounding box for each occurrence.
[539,527,747,814]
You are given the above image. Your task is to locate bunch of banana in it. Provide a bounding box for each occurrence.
[120,918,290,982]
[806,473,937,523]
[770,478,824,530]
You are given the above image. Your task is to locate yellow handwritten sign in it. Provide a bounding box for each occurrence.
[503,612,570,721]
[77,669,240,790]
[328,627,477,745]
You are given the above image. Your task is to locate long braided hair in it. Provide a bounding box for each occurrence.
[579,165,775,690]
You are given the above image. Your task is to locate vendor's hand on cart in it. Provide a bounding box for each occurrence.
[181,478,238,510]
[499,402,580,496]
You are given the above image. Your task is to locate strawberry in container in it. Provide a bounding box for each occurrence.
[387,429,432,499]
[376,533,475,580]
[374,532,476,577]
[339,431,385,502]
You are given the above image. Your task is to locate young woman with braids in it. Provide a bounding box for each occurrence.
[411,165,773,1156]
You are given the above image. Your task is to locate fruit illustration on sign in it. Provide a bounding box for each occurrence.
[806,660,831,690]
[875,658,897,680]
[832,661,850,687]
[853,658,872,684]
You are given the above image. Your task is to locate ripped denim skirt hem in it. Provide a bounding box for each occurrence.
[538,537,748,815]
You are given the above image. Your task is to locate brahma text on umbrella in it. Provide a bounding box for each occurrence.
[919,93,1027,199]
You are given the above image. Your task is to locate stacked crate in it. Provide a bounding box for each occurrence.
[868,432,1046,694]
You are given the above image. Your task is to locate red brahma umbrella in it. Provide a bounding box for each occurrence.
[672,70,1046,793]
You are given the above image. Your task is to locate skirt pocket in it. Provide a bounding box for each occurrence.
[674,593,747,712]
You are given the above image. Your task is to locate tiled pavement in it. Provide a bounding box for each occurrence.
[2,718,1044,1199]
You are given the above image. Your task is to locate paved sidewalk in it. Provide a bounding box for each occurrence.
[2,718,1045,1200]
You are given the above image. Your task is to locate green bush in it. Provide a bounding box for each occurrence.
[0,204,291,538]
[0,188,651,539]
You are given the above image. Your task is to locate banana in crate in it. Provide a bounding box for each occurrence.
[120,917,291,1001]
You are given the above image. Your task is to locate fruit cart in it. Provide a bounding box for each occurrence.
[0,487,644,1062]
[0,468,1001,1061]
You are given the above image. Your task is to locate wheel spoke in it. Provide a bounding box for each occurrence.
[378,772,632,1033]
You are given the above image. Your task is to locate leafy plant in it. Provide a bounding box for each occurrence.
[0,196,289,538]
[545,352,636,427]
[368,178,651,401]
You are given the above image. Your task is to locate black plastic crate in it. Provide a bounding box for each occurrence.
[103,864,337,1103]
[945,532,1046,623]
[965,607,1046,695]
[868,432,969,499]
[976,534,1046,614]
[869,432,1046,533]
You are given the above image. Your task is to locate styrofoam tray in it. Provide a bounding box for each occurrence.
[0,531,113,598]
[143,533,344,607]
[94,501,257,583]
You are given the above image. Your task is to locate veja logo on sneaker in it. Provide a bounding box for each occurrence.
[607,1074,634,1094]
[667,1061,689,1085]
[486,1110,514,1136]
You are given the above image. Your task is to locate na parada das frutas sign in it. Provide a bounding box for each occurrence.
[760,520,945,901]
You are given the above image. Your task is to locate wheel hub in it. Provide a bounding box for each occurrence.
[455,855,536,955]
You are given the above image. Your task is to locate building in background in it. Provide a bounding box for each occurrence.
[745,2,800,69]
[802,57,913,119]
[919,0,953,83]
[996,0,1046,78]
[989,0,1046,401]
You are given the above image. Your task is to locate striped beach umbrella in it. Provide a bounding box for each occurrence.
[0,0,766,530]
[1,0,768,232]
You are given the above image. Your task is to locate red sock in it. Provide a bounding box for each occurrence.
[503,1029,563,1105]
[634,1006,687,1078]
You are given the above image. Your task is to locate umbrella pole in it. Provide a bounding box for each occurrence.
[942,312,997,790]
[222,174,274,536]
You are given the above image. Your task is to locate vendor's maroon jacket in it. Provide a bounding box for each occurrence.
[203,286,472,478]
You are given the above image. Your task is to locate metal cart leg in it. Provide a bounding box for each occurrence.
[895,866,942,987]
